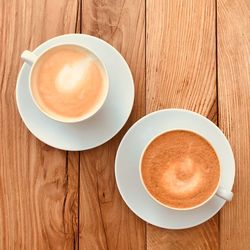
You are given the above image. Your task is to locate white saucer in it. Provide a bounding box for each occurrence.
[115,109,235,229]
[16,34,134,151]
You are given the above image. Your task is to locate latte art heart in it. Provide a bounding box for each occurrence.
[31,45,107,121]
[141,130,220,209]
[55,57,93,93]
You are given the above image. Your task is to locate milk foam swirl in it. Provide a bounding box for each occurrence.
[141,130,220,209]
[161,158,202,196]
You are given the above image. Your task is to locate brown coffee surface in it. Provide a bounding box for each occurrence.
[141,130,220,209]
[31,45,107,121]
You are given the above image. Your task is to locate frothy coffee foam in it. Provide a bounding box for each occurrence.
[141,130,220,209]
[55,57,93,93]
[31,45,107,121]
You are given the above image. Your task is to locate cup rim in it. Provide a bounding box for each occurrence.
[139,128,222,211]
[27,43,109,123]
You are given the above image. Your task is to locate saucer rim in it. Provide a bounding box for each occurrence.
[16,34,135,151]
[115,108,235,229]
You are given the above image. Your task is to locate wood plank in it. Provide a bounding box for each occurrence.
[146,0,218,249]
[0,0,79,248]
[79,0,146,249]
[217,0,250,249]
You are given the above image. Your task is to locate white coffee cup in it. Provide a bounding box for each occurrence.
[21,43,109,123]
[139,117,234,211]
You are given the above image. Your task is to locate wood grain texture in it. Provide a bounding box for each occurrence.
[217,0,250,249]
[1,0,249,248]
[79,0,146,249]
[146,0,218,249]
[0,0,79,249]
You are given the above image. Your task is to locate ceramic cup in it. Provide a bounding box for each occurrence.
[139,113,234,211]
[21,43,109,123]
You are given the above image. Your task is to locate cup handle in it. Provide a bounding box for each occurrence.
[216,186,233,201]
[21,50,38,65]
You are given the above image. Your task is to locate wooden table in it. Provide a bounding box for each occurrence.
[1,0,249,249]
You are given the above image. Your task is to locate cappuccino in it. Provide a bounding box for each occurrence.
[31,45,108,121]
[141,130,220,209]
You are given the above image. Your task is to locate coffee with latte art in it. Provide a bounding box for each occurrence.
[141,130,220,209]
[31,45,108,121]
